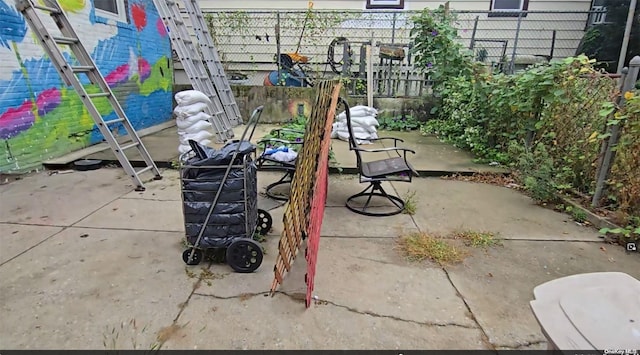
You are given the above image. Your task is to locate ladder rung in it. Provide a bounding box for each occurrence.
[72,66,94,72]
[33,4,61,13]
[87,92,110,98]
[119,142,140,151]
[52,36,78,45]
[135,166,154,176]
[103,117,125,125]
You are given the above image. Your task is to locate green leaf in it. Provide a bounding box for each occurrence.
[599,107,615,117]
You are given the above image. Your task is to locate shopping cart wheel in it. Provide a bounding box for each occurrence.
[182,248,203,266]
[226,238,263,273]
[256,209,272,235]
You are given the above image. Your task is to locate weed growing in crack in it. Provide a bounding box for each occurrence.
[396,232,467,265]
[453,230,503,248]
[184,267,226,286]
[402,190,418,215]
[155,322,188,347]
[102,318,161,350]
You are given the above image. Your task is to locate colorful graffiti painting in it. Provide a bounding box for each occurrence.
[0,0,172,172]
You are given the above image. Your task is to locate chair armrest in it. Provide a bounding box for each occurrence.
[369,137,405,146]
[353,147,415,155]
[354,147,418,176]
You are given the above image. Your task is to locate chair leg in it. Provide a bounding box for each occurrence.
[265,171,294,201]
[346,181,406,217]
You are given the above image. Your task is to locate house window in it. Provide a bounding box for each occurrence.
[489,0,529,17]
[94,0,127,22]
[366,0,405,9]
[588,0,608,26]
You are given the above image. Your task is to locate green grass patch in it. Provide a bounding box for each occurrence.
[453,230,503,248]
[397,232,467,265]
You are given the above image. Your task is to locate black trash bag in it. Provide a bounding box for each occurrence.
[180,141,259,246]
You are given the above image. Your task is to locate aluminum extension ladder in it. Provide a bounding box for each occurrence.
[153,0,235,142]
[181,0,241,125]
[15,0,162,191]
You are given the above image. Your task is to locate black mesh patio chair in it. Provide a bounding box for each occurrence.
[256,128,304,201]
[339,97,418,216]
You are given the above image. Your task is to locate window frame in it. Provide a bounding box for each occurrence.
[94,0,128,23]
[365,0,405,10]
[488,0,529,17]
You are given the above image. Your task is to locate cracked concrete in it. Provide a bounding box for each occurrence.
[162,293,488,350]
[1,166,639,350]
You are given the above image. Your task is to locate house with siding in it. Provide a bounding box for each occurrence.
[0,0,173,173]
[191,0,599,88]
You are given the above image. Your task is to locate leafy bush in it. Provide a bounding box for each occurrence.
[410,5,475,93]
[411,7,640,247]
[378,115,420,131]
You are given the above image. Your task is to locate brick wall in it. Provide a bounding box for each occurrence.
[0,0,173,173]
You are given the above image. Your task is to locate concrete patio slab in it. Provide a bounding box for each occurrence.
[121,169,182,201]
[80,124,278,167]
[444,239,640,349]
[0,227,194,350]
[320,206,418,238]
[162,292,489,350]
[378,131,508,174]
[62,122,505,177]
[393,178,601,241]
[191,228,281,298]
[84,126,182,165]
[0,169,131,226]
[309,237,477,327]
[0,223,62,265]
[74,198,184,232]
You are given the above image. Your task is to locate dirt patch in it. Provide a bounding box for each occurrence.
[156,323,186,345]
[440,172,522,190]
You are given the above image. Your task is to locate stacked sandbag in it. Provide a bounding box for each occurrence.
[331,105,379,144]
[174,90,215,154]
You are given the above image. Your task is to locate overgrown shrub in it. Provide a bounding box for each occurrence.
[411,8,640,230]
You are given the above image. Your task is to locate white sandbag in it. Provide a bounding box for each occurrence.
[336,110,375,121]
[336,106,378,121]
[334,125,367,135]
[179,130,213,145]
[351,115,379,129]
[350,105,378,115]
[182,120,213,134]
[332,121,346,131]
[352,125,378,134]
[174,102,208,118]
[178,144,192,154]
[336,130,350,141]
[335,128,376,141]
[200,139,212,146]
[330,130,339,139]
[176,112,212,129]
[175,90,212,106]
[336,130,373,145]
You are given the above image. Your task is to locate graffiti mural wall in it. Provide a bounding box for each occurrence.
[0,0,173,172]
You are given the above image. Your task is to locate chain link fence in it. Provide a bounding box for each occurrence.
[197,9,604,97]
